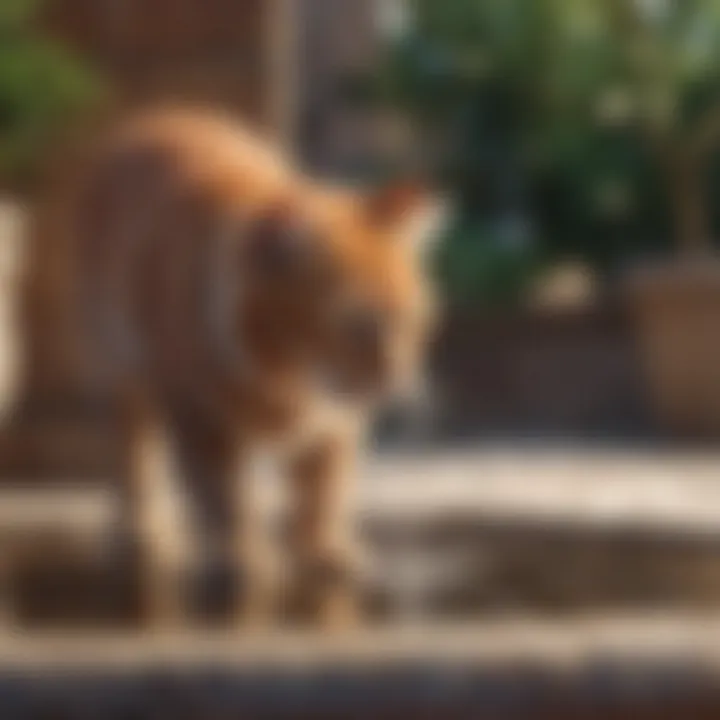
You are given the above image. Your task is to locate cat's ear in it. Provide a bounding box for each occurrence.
[365,180,426,227]
[366,180,449,254]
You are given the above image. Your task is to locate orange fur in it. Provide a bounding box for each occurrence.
[20,107,439,627]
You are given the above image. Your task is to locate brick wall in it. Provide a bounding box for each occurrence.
[431,306,653,438]
[39,0,385,167]
[40,0,282,133]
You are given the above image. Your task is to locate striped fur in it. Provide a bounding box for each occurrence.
[20,107,438,627]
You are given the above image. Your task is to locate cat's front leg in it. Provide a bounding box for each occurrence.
[285,427,363,629]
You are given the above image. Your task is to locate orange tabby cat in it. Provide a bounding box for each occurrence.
[20,107,442,627]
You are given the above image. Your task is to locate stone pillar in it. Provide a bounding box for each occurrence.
[266,0,299,153]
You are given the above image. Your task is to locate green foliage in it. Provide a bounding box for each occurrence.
[433,219,544,307]
[368,0,720,305]
[0,0,102,185]
[0,0,42,31]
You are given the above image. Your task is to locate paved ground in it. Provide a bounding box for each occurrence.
[1,612,720,668]
[360,447,720,533]
[5,446,720,532]
[2,614,720,720]
[4,446,720,537]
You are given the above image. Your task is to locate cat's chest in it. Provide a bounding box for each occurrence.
[255,392,362,460]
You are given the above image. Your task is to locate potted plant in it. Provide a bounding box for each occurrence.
[597,0,720,435]
[0,0,102,192]
[364,0,720,436]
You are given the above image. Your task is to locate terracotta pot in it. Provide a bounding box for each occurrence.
[628,259,720,436]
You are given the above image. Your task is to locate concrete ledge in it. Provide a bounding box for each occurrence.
[2,616,720,718]
[4,450,720,622]
[360,449,720,534]
[4,614,720,669]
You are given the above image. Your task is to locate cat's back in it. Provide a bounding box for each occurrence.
[22,107,298,399]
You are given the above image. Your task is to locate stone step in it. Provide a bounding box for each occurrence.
[0,412,118,483]
[362,449,720,615]
[2,448,720,624]
[2,615,720,718]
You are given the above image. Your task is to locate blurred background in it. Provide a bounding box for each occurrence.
[4,0,720,439]
[5,0,720,717]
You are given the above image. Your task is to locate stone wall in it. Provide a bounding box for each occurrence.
[1,622,720,719]
[432,306,653,439]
